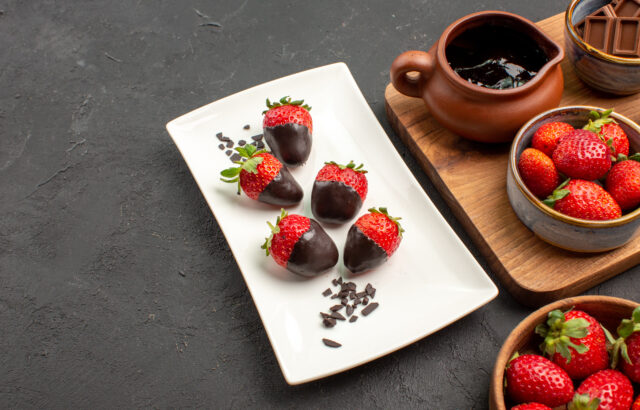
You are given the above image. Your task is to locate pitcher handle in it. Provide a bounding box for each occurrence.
[390,50,435,98]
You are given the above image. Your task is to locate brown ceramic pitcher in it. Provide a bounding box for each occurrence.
[390,11,565,143]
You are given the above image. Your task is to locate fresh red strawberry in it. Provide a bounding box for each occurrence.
[544,179,622,221]
[569,370,634,410]
[536,309,609,380]
[632,395,640,410]
[583,109,629,157]
[606,159,640,211]
[531,121,574,157]
[312,161,368,224]
[505,353,574,407]
[518,148,561,198]
[343,207,403,274]
[220,144,303,206]
[511,404,551,410]
[262,209,338,277]
[608,306,640,384]
[553,129,612,180]
[262,96,312,167]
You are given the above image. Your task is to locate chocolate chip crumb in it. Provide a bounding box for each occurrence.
[218,144,225,150]
[320,312,332,319]
[349,292,355,300]
[365,283,373,294]
[251,134,263,141]
[216,132,224,140]
[225,150,232,156]
[331,278,338,286]
[226,140,234,148]
[363,297,369,305]
[322,288,331,297]
[370,289,376,298]
[230,153,241,162]
[346,282,356,291]
[330,305,344,312]
[330,294,340,299]
[331,311,346,321]
[356,291,366,298]
[337,277,343,284]
[353,298,361,306]
[238,139,246,146]
[349,315,358,323]
[341,298,348,306]
[346,305,354,316]
[256,141,265,149]
[322,338,341,348]
[361,302,379,316]
[323,318,337,328]
[243,124,250,130]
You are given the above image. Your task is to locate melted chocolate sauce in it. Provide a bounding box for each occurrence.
[258,166,303,206]
[287,219,338,277]
[446,24,549,89]
[311,181,363,224]
[264,123,311,167]
[343,225,387,274]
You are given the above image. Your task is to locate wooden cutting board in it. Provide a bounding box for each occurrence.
[384,12,640,307]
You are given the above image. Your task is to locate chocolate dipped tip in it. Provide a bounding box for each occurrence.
[287,219,338,277]
[311,180,363,224]
[258,166,303,206]
[343,225,387,274]
[263,123,312,167]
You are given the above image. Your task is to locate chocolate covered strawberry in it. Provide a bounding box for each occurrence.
[536,309,609,380]
[220,144,303,206]
[311,161,368,224]
[505,353,574,407]
[552,129,612,180]
[518,148,561,198]
[262,96,312,167]
[262,209,338,277]
[544,179,622,221]
[531,121,574,157]
[606,158,640,211]
[583,109,629,158]
[511,404,551,410]
[570,370,634,410]
[343,207,403,274]
[608,306,640,384]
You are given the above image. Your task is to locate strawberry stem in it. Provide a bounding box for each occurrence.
[542,179,571,207]
[324,160,368,173]
[261,209,287,256]
[263,96,311,114]
[368,207,404,236]
[535,309,590,362]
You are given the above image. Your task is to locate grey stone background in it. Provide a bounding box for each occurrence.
[1,0,637,408]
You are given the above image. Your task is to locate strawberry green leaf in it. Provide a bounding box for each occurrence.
[368,207,404,236]
[262,209,287,256]
[569,393,601,410]
[536,309,589,361]
[220,167,241,178]
[629,153,640,162]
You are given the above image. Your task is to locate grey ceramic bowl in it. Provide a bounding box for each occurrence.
[507,106,640,252]
[565,0,640,95]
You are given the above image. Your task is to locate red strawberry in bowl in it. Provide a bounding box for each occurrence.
[543,179,622,221]
[583,109,630,158]
[505,353,574,407]
[608,306,640,384]
[311,161,368,224]
[220,144,303,206]
[511,404,551,410]
[606,158,640,211]
[535,309,609,380]
[552,129,612,180]
[633,395,640,410]
[343,207,403,274]
[569,369,634,410]
[262,210,338,277]
[262,96,312,167]
[531,121,574,157]
[517,148,560,198]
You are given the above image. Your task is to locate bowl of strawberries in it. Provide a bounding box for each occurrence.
[490,295,640,409]
[507,105,640,252]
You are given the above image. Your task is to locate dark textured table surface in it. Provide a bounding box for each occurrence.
[2,1,639,408]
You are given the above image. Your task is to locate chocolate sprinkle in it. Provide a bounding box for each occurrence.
[349,315,358,323]
[218,143,225,150]
[243,124,250,130]
[238,139,246,146]
[322,338,341,348]
[225,150,232,156]
[330,304,344,312]
[346,305,354,316]
[361,302,379,316]
[322,288,332,297]
[331,311,346,321]
[323,318,336,328]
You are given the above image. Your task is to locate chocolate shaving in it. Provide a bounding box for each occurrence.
[331,278,338,286]
[362,297,369,305]
[322,288,332,297]
[230,153,241,162]
[349,315,358,323]
[322,338,341,348]
[361,302,379,316]
[323,318,336,328]
[337,277,343,284]
[251,134,263,141]
[365,283,373,295]
[330,305,344,312]
[346,305,354,316]
[353,298,361,306]
[320,312,332,319]
[331,311,346,321]
[341,298,348,306]
[345,282,356,291]
[238,139,246,146]
[330,294,340,299]
[225,150,232,156]
[225,140,234,148]
[356,291,366,298]
[218,144,225,150]
[369,288,376,299]
[243,124,250,130]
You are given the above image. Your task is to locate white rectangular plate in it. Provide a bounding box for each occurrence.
[166,63,498,385]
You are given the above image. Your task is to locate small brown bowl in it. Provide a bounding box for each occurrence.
[507,106,640,252]
[489,295,639,410]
